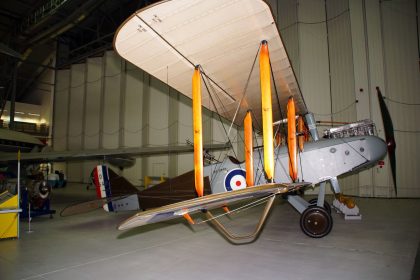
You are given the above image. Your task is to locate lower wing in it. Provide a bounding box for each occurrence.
[118,182,311,230]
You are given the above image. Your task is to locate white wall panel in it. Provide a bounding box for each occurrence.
[102,51,121,149]
[327,0,356,123]
[364,1,393,197]
[298,0,331,135]
[349,0,375,196]
[52,69,70,176]
[381,0,420,197]
[122,156,143,186]
[349,0,371,121]
[277,0,300,81]
[67,63,85,181]
[146,78,169,177]
[168,91,179,177]
[84,57,102,150]
[53,69,70,151]
[177,94,194,174]
[147,155,168,178]
[265,0,278,22]
[124,63,144,148]
[326,0,359,195]
[148,78,169,146]
[68,64,85,150]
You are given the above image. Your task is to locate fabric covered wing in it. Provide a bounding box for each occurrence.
[118,182,310,230]
[114,0,307,126]
[0,143,229,163]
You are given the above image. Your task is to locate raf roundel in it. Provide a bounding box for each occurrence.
[224,168,247,191]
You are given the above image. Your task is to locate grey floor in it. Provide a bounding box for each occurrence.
[1,183,420,280]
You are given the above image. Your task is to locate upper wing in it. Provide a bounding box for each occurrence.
[0,142,230,163]
[114,0,307,127]
[118,182,310,230]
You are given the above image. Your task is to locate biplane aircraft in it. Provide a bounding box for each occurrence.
[105,0,388,241]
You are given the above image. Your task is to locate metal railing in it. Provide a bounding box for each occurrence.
[0,120,49,136]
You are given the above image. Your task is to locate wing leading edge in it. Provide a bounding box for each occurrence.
[114,0,307,126]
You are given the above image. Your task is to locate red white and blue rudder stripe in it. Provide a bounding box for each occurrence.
[93,165,114,212]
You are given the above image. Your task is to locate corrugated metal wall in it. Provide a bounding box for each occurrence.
[52,0,420,197]
[53,51,239,185]
[274,0,419,197]
[381,0,420,197]
[326,0,359,195]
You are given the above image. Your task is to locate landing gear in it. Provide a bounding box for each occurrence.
[300,206,333,238]
[287,178,345,238]
[308,198,331,214]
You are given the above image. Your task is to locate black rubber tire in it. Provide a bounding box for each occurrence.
[308,198,332,214]
[300,206,333,238]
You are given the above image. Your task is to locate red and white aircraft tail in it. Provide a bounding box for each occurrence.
[92,165,140,212]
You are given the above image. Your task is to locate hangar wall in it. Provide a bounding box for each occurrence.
[52,0,419,198]
[52,51,240,186]
[270,0,420,197]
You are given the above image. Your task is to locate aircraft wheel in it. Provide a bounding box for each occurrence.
[300,206,333,238]
[308,198,331,214]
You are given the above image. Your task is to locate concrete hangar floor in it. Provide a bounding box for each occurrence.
[1,183,419,280]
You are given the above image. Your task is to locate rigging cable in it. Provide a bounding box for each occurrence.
[196,194,275,224]
[199,68,238,157]
[225,43,262,137]
[269,55,294,182]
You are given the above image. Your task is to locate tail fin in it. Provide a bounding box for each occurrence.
[92,165,113,211]
[92,165,140,212]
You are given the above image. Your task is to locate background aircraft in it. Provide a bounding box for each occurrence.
[0,127,45,153]
[0,127,229,170]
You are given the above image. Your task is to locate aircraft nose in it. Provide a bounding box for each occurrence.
[366,136,387,162]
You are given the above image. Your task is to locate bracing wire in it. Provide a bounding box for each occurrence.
[280,9,350,32]
[199,67,238,161]
[268,55,293,183]
[312,101,357,117]
[195,42,263,180]
[226,43,262,137]
[196,194,275,224]
[385,97,420,106]
[252,115,265,185]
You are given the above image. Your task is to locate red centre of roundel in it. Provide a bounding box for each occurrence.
[236,180,241,187]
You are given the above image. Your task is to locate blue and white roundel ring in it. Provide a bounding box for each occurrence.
[224,168,247,191]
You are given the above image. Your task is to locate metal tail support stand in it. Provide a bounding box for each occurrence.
[204,195,275,244]
[332,197,362,220]
[17,149,20,238]
[330,178,361,220]
[27,203,33,233]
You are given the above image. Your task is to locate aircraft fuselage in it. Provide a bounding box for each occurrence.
[206,135,387,194]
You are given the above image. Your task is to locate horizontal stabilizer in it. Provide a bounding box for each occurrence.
[118,182,310,230]
[60,195,132,217]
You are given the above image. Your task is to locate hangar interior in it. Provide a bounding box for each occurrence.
[0,0,420,280]
[55,0,419,199]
